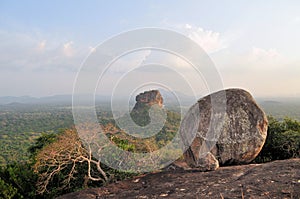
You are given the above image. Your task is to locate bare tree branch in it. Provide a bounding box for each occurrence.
[33,129,108,194]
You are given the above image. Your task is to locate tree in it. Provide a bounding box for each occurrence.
[33,129,108,196]
[28,132,58,158]
[255,116,300,163]
[0,162,38,199]
[0,177,18,199]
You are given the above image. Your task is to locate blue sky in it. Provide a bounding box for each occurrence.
[0,1,300,97]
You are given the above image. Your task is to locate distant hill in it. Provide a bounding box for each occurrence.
[1,94,300,120]
[158,89,196,106]
[0,90,196,106]
[0,95,110,105]
[258,98,300,120]
[0,95,70,105]
[260,100,281,104]
[0,96,38,104]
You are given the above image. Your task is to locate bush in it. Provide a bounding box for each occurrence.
[0,177,18,199]
[255,116,300,163]
[0,162,38,199]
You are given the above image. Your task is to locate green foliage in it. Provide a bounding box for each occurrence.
[111,136,136,152]
[0,131,41,166]
[31,130,137,198]
[104,165,137,183]
[0,163,39,199]
[5,102,300,198]
[260,100,300,121]
[38,161,91,198]
[0,178,18,199]
[0,105,74,166]
[255,116,300,163]
[28,132,58,158]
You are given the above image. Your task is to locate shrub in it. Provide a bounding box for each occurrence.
[255,116,300,163]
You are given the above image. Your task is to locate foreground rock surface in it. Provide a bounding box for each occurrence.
[57,158,300,199]
[181,88,268,170]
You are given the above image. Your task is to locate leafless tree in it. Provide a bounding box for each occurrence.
[33,129,108,194]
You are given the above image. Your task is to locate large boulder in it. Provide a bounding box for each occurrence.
[181,88,268,170]
[116,90,166,138]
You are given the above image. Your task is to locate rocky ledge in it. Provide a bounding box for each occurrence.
[57,158,300,199]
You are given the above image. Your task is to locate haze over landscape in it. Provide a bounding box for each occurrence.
[1,1,300,199]
[0,1,300,98]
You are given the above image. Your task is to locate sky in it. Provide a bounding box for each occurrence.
[0,0,300,98]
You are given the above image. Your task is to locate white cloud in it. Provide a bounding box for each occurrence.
[89,46,96,53]
[213,46,284,70]
[37,40,46,51]
[185,24,192,29]
[183,24,227,53]
[251,47,280,60]
[0,30,91,73]
[0,30,89,95]
[107,50,152,74]
[1,27,297,98]
[246,47,283,69]
[211,46,300,97]
[188,28,226,53]
[63,41,74,57]
[160,21,228,54]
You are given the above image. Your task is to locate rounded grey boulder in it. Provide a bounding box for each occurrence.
[180,88,268,170]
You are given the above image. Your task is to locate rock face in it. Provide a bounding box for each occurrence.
[132,90,163,111]
[181,88,268,170]
[197,152,219,171]
[57,159,300,199]
[130,90,164,126]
